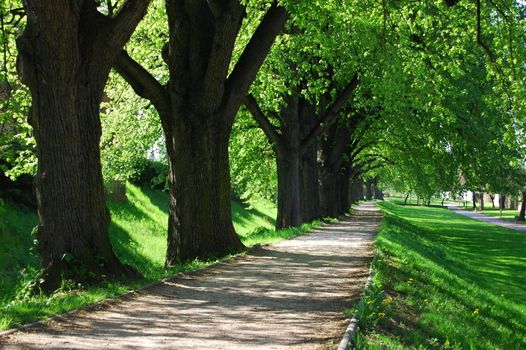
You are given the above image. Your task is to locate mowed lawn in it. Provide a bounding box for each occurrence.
[361,202,526,349]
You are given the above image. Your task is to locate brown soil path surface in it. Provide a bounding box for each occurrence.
[1,202,381,350]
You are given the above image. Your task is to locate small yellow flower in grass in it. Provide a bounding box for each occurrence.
[378,312,385,318]
[382,296,394,305]
[473,309,479,315]
[367,300,374,305]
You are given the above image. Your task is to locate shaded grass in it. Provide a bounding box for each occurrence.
[0,183,323,330]
[354,202,526,349]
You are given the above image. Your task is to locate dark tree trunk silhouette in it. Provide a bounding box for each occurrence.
[17,0,149,290]
[299,104,321,222]
[319,120,350,217]
[499,194,506,210]
[115,1,288,263]
[365,178,373,200]
[372,176,383,200]
[519,191,526,222]
[338,169,351,214]
[489,194,496,208]
[244,75,359,228]
[472,192,477,209]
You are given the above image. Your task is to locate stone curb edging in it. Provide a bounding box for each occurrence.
[0,220,335,339]
[337,255,376,350]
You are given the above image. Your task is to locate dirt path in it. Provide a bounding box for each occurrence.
[1,202,381,350]
[448,205,526,232]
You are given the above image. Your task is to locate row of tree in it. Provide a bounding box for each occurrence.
[1,0,524,291]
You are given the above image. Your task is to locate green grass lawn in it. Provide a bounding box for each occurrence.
[353,202,526,349]
[0,183,319,330]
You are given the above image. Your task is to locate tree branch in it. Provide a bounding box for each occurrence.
[107,0,151,53]
[222,2,288,123]
[243,94,282,145]
[443,0,461,7]
[113,50,170,115]
[300,73,359,153]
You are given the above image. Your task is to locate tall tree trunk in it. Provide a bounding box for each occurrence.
[519,191,526,222]
[338,170,351,214]
[499,194,506,211]
[299,102,321,222]
[276,147,302,229]
[356,178,365,201]
[115,2,288,263]
[319,171,341,217]
[372,176,383,200]
[165,117,244,264]
[480,191,484,210]
[404,192,410,205]
[365,178,373,200]
[472,192,477,209]
[17,0,148,290]
[300,149,320,222]
[489,194,495,208]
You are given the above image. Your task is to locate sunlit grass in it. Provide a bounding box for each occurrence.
[354,202,526,349]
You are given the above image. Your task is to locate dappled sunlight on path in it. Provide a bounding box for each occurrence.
[1,203,381,350]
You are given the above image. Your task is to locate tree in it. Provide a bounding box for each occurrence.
[114,0,287,264]
[16,0,151,290]
[244,76,358,228]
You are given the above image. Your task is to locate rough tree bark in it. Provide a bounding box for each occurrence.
[244,75,359,228]
[115,1,288,263]
[299,102,321,223]
[319,119,351,217]
[17,0,150,290]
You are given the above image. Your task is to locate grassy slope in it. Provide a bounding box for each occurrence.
[1,183,318,330]
[358,202,526,349]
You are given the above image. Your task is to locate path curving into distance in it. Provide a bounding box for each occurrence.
[0,202,381,350]
[448,205,526,233]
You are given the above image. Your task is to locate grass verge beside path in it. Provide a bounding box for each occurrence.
[463,206,521,223]
[349,202,526,349]
[0,183,321,330]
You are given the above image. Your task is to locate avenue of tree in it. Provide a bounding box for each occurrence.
[0,0,525,290]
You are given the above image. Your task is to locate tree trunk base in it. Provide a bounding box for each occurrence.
[39,257,139,293]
